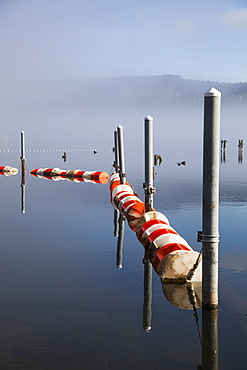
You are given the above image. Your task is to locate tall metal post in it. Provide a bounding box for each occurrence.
[21,131,26,214]
[114,129,120,173]
[117,125,126,184]
[21,131,26,161]
[201,88,221,309]
[144,115,155,212]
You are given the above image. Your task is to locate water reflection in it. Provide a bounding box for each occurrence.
[238,149,243,164]
[221,139,227,163]
[0,165,18,175]
[115,212,125,268]
[162,282,202,310]
[201,309,219,370]
[142,256,152,332]
[112,208,219,368]
[21,158,26,214]
[221,150,227,163]
[237,139,244,164]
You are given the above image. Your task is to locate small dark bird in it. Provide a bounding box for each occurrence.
[177,160,187,166]
[93,150,98,154]
[154,154,163,166]
[62,152,67,162]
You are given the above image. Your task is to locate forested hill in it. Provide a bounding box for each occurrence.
[76,75,247,107]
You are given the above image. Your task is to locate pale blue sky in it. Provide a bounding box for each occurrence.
[1,0,247,84]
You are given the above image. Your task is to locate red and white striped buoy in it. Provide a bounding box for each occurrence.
[73,170,109,184]
[135,211,201,282]
[109,173,145,231]
[30,168,109,184]
[30,168,65,181]
[0,166,18,175]
[109,172,202,282]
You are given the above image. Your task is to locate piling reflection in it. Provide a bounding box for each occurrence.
[238,148,243,164]
[116,213,125,268]
[220,139,227,163]
[221,150,226,163]
[21,159,26,214]
[114,209,119,237]
[201,309,219,370]
[143,256,152,332]
[238,138,244,164]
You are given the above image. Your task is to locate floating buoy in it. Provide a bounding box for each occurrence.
[30,168,65,181]
[0,166,18,175]
[135,211,200,280]
[109,172,202,283]
[30,168,109,184]
[109,173,145,231]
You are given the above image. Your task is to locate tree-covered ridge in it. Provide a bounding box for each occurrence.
[78,75,247,107]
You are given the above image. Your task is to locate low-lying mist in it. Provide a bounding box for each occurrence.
[1,76,246,176]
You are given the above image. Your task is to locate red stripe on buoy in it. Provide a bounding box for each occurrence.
[30,168,39,175]
[91,171,109,184]
[126,202,146,231]
[43,168,55,176]
[73,170,86,179]
[137,219,170,241]
[144,228,178,249]
[121,199,142,216]
[152,243,191,272]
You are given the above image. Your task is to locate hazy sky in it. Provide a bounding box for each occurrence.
[1,0,247,83]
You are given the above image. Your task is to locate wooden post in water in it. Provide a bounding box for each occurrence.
[117,125,126,184]
[144,115,155,212]
[201,88,221,309]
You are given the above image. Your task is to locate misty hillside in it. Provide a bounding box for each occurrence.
[73,75,247,108]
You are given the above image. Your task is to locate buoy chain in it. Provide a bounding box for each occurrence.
[186,247,203,281]
[187,284,202,345]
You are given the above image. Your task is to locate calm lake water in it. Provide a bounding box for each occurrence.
[0,148,246,370]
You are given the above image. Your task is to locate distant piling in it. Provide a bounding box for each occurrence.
[238,139,244,164]
[114,130,120,173]
[21,131,26,161]
[144,116,155,212]
[201,87,221,309]
[117,125,126,184]
[238,139,244,149]
[21,131,26,181]
[20,131,26,214]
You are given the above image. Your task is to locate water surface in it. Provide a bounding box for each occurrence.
[0,149,246,369]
